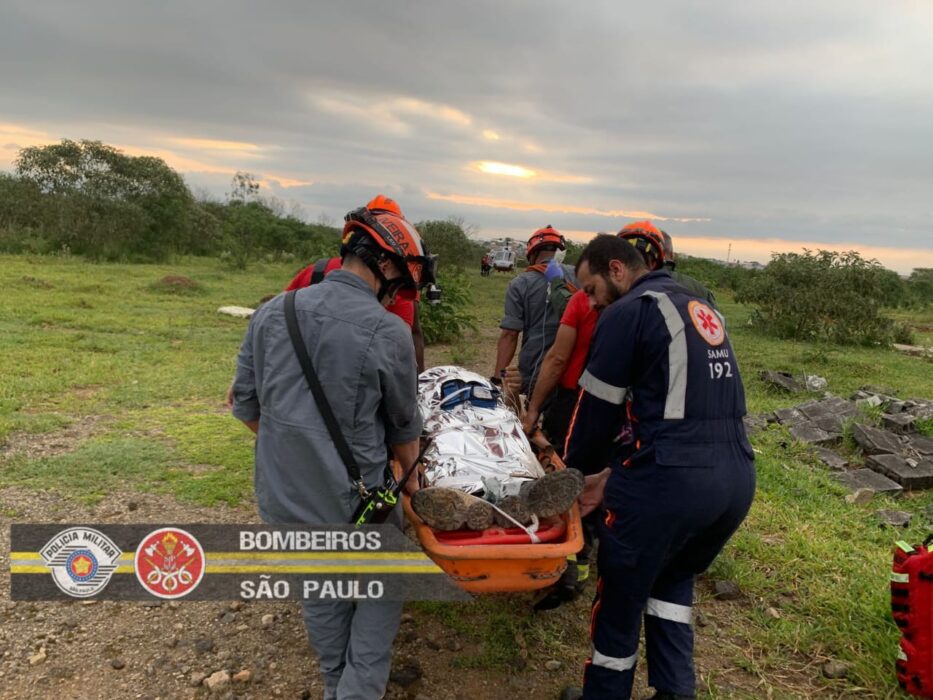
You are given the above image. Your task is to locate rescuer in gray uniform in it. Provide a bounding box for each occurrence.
[231,196,432,700]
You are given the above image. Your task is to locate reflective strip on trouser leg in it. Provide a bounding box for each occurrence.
[644,575,696,697]
[591,646,638,672]
[645,597,693,624]
[639,291,687,419]
[584,574,642,699]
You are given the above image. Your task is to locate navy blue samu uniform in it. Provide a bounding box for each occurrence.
[565,270,756,699]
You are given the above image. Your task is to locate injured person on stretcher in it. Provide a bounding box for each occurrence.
[410,366,583,533]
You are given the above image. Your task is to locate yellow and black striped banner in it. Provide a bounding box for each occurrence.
[10,524,471,601]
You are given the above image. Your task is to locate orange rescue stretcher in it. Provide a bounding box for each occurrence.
[400,449,584,594]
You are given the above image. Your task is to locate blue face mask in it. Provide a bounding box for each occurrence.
[439,379,500,411]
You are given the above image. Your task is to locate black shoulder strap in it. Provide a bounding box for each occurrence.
[283,290,368,498]
[310,259,330,285]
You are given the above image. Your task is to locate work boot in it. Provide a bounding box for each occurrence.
[559,687,583,700]
[411,487,469,531]
[520,468,584,518]
[465,496,495,531]
[493,495,533,527]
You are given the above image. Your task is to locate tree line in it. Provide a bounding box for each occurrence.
[0,139,489,271]
[2,139,929,348]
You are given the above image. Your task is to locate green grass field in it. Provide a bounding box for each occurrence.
[2,252,933,697]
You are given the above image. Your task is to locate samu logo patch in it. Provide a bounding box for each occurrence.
[688,301,725,346]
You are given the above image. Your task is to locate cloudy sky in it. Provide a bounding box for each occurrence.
[2,1,932,272]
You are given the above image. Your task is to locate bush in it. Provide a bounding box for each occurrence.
[676,255,759,294]
[420,270,476,344]
[907,268,933,307]
[737,249,901,346]
[416,219,487,271]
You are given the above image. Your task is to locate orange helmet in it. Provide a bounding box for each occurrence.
[526,225,565,260]
[342,195,435,289]
[618,220,665,269]
[365,194,403,217]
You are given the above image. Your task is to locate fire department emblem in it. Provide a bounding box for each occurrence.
[688,300,725,346]
[135,528,205,599]
[40,527,122,598]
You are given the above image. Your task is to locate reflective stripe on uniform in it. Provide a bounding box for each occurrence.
[891,572,909,583]
[645,597,693,624]
[640,291,687,419]
[580,369,629,405]
[591,646,638,672]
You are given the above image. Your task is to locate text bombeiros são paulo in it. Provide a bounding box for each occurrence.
[239,530,382,551]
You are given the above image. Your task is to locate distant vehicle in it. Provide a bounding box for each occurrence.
[491,248,516,272]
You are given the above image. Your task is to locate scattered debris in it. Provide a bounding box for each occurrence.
[218,305,255,318]
[760,371,803,393]
[712,580,742,601]
[204,669,231,692]
[867,454,933,490]
[810,447,847,471]
[851,424,905,456]
[789,423,836,446]
[189,671,207,688]
[28,648,47,666]
[743,414,770,435]
[544,660,562,671]
[876,509,912,528]
[805,375,828,392]
[855,394,883,409]
[773,407,808,426]
[798,397,859,433]
[110,658,125,670]
[883,413,916,433]
[912,436,933,456]
[822,660,852,679]
[893,343,933,358]
[844,488,875,506]
[832,469,903,498]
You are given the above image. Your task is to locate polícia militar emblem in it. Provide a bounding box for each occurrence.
[688,300,725,346]
[40,527,122,598]
[135,528,205,599]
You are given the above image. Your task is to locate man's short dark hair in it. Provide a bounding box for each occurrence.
[576,234,647,276]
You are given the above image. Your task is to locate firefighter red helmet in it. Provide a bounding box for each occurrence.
[342,195,435,289]
[526,225,565,260]
[618,220,665,268]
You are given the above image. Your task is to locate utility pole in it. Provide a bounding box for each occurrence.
[726,242,732,264]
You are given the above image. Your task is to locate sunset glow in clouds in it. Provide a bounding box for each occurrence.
[0,1,931,273]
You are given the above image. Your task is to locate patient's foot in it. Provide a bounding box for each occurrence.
[520,469,584,519]
[411,487,470,531]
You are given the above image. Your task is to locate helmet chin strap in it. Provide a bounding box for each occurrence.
[351,242,403,302]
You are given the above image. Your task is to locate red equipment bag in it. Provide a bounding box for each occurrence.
[892,536,933,697]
